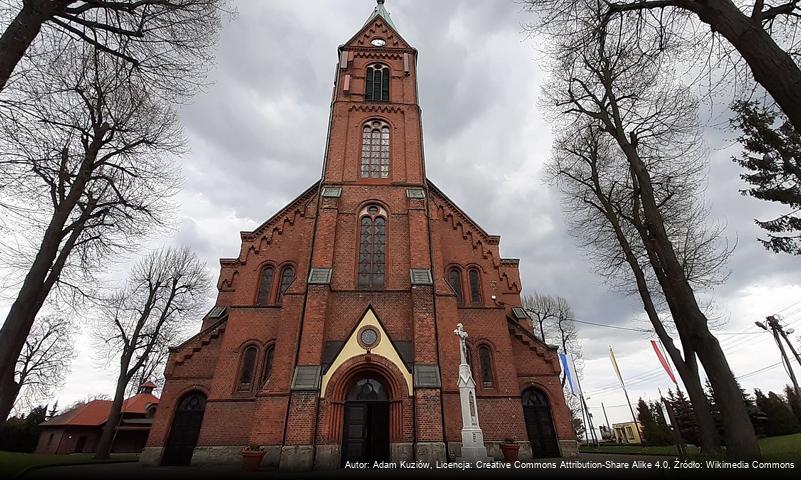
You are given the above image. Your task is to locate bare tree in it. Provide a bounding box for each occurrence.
[0,46,182,423]
[92,246,210,459]
[125,331,174,397]
[522,292,563,342]
[548,124,724,454]
[0,0,227,95]
[524,0,801,135]
[538,3,758,458]
[12,314,76,413]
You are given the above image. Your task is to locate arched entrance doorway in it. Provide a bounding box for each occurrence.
[341,376,390,464]
[161,391,207,466]
[522,387,560,458]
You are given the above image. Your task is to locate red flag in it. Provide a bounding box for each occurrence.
[651,340,677,384]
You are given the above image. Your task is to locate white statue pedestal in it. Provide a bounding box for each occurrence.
[454,324,492,463]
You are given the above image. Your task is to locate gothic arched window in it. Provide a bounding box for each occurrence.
[237,346,258,392]
[358,205,386,289]
[256,266,275,306]
[260,344,275,387]
[365,64,390,102]
[468,268,482,305]
[276,266,295,304]
[478,345,495,388]
[360,120,391,179]
[448,267,464,305]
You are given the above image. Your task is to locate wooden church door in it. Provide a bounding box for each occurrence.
[341,377,390,464]
[522,387,560,458]
[162,392,207,466]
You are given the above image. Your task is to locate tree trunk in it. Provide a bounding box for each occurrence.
[687,0,801,137]
[0,0,66,93]
[95,369,129,459]
[0,214,72,423]
[0,376,20,422]
[593,173,723,455]
[620,141,760,459]
[0,144,99,424]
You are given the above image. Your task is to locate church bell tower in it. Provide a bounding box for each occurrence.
[322,0,424,186]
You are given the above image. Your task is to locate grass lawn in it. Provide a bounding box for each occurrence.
[0,451,138,478]
[580,433,801,462]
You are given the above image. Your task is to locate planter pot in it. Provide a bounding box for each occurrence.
[500,443,520,462]
[241,449,266,472]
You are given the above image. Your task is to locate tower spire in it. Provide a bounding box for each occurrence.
[365,0,396,30]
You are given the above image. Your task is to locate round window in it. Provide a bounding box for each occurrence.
[358,326,380,349]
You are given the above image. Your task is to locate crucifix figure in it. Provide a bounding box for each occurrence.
[453,322,490,462]
[454,323,468,365]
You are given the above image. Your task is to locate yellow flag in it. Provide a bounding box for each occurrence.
[609,346,624,386]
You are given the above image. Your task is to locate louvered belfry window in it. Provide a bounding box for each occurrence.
[365,64,390,102]
[358,205,386,289]
[360,120,390,179]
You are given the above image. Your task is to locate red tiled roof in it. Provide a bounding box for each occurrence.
[41,393,159,427]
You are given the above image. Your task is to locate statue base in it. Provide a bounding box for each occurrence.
[459,427,492,463]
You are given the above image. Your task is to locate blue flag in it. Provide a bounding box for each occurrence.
[559,352,578,395]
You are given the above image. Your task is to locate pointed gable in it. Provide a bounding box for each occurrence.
[343,2,412,50]
[320,306,412,398]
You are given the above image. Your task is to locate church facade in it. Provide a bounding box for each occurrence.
[142,2,576,470]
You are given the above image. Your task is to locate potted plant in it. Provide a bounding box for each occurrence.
[500,438,520,462]
[241,445,266,472]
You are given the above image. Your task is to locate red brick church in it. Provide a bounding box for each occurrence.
[142,1,576,470]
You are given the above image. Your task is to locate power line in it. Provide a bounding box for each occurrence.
[737,362,783,380]
[572,319,653,333]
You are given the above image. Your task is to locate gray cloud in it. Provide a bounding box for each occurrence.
[13,0,798,424]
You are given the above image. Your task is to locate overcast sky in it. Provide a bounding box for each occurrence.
[5,0,801,430]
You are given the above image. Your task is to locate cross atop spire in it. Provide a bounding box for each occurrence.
[365,0,396,30]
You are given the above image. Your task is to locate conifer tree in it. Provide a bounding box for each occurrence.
[755,389,801,437]
[731,101,801,255]
[668,388,701,446]
[785,385,801,424]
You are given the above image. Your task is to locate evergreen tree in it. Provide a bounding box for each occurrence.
[730,101,801,255]
[0,405,47,452]
[650,401,674,446]
[668,388,701,446]
[755,389,801,437]
[637,398,672,445]
[785,385,801,424]
[704,380,726,442]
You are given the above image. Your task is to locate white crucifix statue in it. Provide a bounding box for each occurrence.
[453,323,491,462]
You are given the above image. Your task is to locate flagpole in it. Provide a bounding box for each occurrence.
[570,354,597,447]
[609,346,638,426]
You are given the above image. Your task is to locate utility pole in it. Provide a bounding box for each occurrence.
[776,320,801,367]
[601,402,611,430]
[756,316,801,412]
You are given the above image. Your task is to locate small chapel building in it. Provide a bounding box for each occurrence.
[143,1,577,470]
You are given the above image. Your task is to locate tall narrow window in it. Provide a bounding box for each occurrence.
[238,346,258,392]
[358,205,386,289]
[448,267,464,304]
[478,345,494,388]
[468,268,482,305]
[260,345,275,387]
[360,120,390,179]
[365,64,390,102]
[256,266,274,306]
[276,266,295,304]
